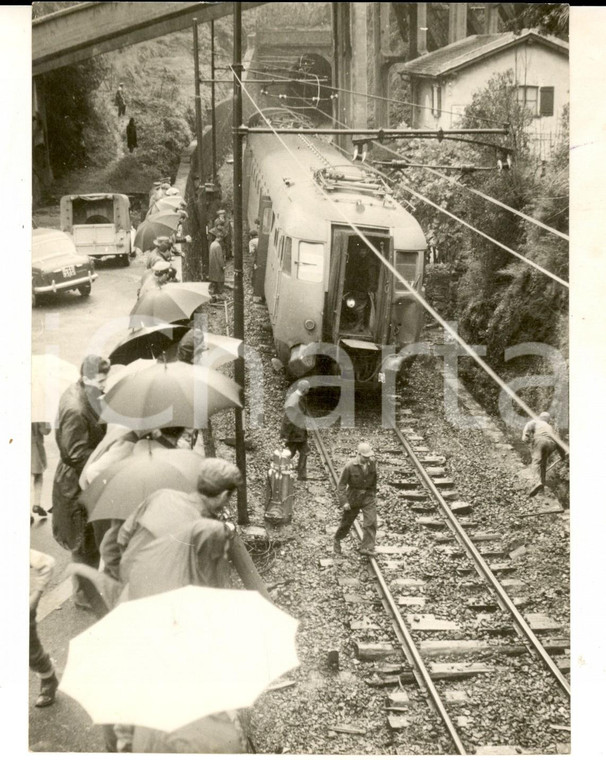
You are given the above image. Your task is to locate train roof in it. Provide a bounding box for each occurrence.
[248,132,426,248]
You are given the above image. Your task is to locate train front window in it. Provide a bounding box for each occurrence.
[298,242,323,283]
[394,250,419,289]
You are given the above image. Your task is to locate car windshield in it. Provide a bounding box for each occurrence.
[33,234,77,262]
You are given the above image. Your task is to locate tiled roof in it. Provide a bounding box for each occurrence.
[401,30,569,78]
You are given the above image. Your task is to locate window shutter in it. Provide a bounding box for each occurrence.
[540,87,554,117]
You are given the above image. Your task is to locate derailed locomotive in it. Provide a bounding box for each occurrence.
[243,110,426,387]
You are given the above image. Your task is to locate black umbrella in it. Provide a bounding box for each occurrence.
[109,323,190,365]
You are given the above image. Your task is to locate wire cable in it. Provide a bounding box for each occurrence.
[254,69,569,243]
[235,79,569,453]
[247,64,507,126]
[397,181,569,287]
[304,104,569,287]
[253,67,568,242]
[377,142,570,242]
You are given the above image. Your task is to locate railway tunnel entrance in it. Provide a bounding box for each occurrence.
[286,53,333,118]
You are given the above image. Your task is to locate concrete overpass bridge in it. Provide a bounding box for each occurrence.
[32,2,264,76]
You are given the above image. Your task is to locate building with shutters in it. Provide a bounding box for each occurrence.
[399,30,569,159]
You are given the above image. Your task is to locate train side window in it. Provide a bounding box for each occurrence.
[298,242,324,283]
[261,207,272,233]
[394,250,419,288]
[282,237,292,276]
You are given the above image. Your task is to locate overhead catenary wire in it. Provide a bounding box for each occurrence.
[235,76,569,454]
[247,64,506,126]
[257,67,569,244]
[312,106,569,288]
[373,140,570,242]
[397,181,569,288]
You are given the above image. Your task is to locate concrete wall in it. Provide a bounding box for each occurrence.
[411,44,569,157]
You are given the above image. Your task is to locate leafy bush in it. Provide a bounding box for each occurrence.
[390,70,569,418]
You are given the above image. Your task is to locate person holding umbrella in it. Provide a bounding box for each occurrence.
[144,236,175,268]
[137,260,177,299]
[208,227,226,301]
[51,355,111,608]
[100,458,242,583]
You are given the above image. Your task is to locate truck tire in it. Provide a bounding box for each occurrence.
[120,254,130,267]
[78,283,92,297]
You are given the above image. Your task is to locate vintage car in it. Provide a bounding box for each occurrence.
[32,228,97,306]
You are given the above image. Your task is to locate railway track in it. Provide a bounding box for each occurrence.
[307,390,570,754]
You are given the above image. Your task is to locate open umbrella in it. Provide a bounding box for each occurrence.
[104,359,154,393]
[147,197,186,217]
[101,360,242,430]
[130,282,211,327]
[177,329,243,369]
[134,212,187,252]
[81,443,205,521]
[32,353,79,425]
[59,585,299,732]
[109,323,190,365]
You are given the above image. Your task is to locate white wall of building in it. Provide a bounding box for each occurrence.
[410,42,569,157]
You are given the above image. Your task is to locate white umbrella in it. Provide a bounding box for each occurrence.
[31,354,79,425]
[59,585,299,733]
[180,330,243,369]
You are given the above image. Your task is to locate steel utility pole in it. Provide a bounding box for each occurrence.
[232,1,248,524]
[192,18,209,280]
[210,19,217,186]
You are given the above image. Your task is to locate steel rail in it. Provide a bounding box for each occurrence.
[310,428,468,755]
[391,425,571,699]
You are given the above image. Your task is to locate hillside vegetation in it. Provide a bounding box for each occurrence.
[391,71,569,429]
[35,6,236,198]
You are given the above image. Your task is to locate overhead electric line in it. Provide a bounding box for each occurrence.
[247,65,507,126]
[371,139,570,242]
[255,67,569,244]
[309,107,569,289]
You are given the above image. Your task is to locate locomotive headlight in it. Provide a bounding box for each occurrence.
[346,297,356,309]
[304,318,316,331]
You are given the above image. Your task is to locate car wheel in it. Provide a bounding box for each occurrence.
[32,291,38,308]
[120,254,130,267]
[78,284,92,297]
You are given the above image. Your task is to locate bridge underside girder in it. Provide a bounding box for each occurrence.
[33,1,265,76]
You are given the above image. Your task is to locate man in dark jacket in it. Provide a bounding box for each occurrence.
[208,228,226,299]
[52,355,111,607]
[126,117,137,153]
[333,441,378,556]
[114,83,126,116]
[280,380,310,480]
